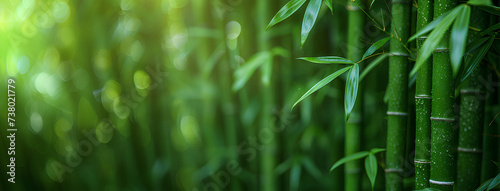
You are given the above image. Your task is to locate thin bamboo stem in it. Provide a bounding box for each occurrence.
[386,0,411,190]
[415,0,433,188]
[430,0,457,190]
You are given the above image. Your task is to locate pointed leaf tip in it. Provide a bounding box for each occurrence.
[293,66,351,110]
[267,0,307,30]
[344,64,359,122]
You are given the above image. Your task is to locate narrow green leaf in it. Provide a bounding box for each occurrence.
[415,188,442,191]
[232,51,270,91]
[290,163,302,191]
[324,0,333,14]
[477,178,493,191]
[301,0,322,47]
[465,36,490,55]
[450,5,471,77]
[365,153,378,190]
[292,66,352,110]
[362,37,391,59]
[369,148,386,154]
[408,7,460,42]
[271,46,290,58]
[468,0,493,6]
[261,57,272,86]
[345,64,359,121]
[301,157,322,179]
[298,56,355,64]
[360,54,388,81]
[275,157,294,175]
[478,5,500,16]
[487,173,500,190]
[459,36,494,84]
[409,5,462,77]
[482,22,500,35]
[370,0,376,9]
[330,151,369,172]
[267,0,307,30]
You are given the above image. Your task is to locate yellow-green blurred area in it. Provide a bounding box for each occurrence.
[0,0,390,190]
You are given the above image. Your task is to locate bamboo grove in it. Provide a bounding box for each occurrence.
[1,0,500,190]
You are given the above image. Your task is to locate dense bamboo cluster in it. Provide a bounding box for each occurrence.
[2,0,500,190]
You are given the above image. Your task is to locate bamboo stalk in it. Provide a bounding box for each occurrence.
[257,0,277,190]
[429,0,457,190]
[386,0,411,190]
[414,0,433,188]
[345,0,364,190]
[455,8,489,191]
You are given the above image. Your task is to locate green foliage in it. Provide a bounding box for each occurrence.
[301,0,322,47]
[330,148,385,190]
[476,173,500,191]
[298,56,355,64]
[409,5,462,77]
[344,64,359,121]
[292,66,351,110]
[267,0,308,30]
[362,37,391,59]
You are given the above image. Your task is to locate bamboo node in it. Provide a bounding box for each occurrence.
[346,5,361,11]
[415,95,431,99]
[392,0,411,4]
[457,147,483,153]
[430,117,456,122]
[429,179,454,186]
[434,48,449,52]
[414,160,431,164]
[389,52,410,57]
[460,89,482,94]
[384,168,404,173]
[387,111,408,116]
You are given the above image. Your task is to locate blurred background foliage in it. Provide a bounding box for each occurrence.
[0,0,495,190]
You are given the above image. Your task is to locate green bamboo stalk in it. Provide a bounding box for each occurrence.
[414,0,433,188]
[257,0,277,191]
[481,11,500,183]
[345,0,364,190]
[386,0,411,190]
[429,0,457,190]
[455,8,489,191]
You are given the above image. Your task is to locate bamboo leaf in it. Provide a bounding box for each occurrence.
[370,0,376,9]
[232,51,270,91]
[271,46,290,58]
[301,0,322,47]
[409,5,462,77]
[477,178,493,191]
[290,163,302,191]
[360,54,388,81]
[483,22,500,35]
[487,173,500,190]
[362,37,391,59]
[292,66,352,110]
[369,148,386,154]
[330,151,369,172]
[298,56,355,64]
[267,0,308,30]
[458,36,494,85]
[467,0,493,6]
[365,153,378,190]
[345,64,359,121]
[324,0,333,14]
[450,5,471,77]
[261,56,273,86]
[301,157,323,179]
[275,157,294,175]
[408,7,460,42]
[478,5,500,16]
[415,188,442,191]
